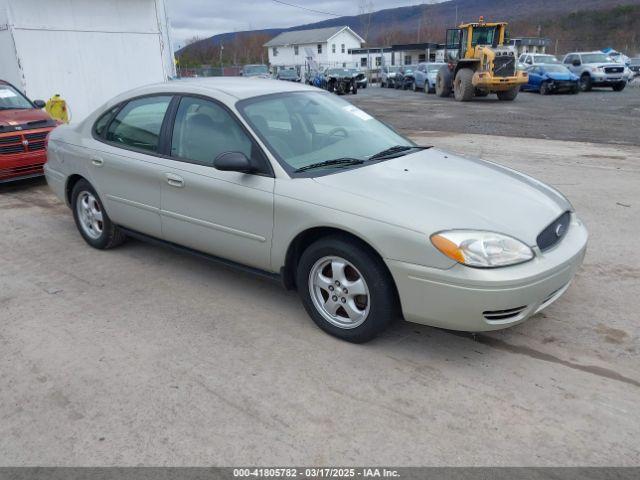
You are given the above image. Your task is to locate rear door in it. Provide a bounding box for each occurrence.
[88,95,173,238]
[157,95,275,271]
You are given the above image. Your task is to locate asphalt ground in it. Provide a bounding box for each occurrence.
[349,81,640,146]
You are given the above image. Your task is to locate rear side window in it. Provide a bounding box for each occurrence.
[106,96,172,153]
[93,106,120,138]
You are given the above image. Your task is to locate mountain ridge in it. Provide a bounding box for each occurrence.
[177,0,640,65]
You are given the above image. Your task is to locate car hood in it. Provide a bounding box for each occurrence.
[0,108,52,128]
[312,149,571,246]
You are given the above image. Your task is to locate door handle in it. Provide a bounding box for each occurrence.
[165,173,184,188]
[91,157,104,167]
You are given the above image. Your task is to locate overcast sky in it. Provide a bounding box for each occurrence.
[167,1,434,49]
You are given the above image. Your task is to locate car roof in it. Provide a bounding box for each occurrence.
[121,77,318,102]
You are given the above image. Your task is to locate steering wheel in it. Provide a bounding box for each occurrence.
[328,127,349,138]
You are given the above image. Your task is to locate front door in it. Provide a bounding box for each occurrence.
[158,96,275,271]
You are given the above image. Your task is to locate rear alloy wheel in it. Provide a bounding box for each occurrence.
[71,179,126,250]
[580,74,592,92]
[412,81,417,92]
[453,68,474,101]
[296,236,397,343]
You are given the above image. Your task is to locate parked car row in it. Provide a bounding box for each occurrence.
[384,51,637,98]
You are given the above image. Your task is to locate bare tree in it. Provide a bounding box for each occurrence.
[358,0,374,43]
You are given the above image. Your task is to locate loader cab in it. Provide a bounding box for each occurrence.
[445,19,507,61]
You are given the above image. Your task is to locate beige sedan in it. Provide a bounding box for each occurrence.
[45,78,587,342]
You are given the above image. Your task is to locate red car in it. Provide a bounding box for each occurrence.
[0,80,57,183]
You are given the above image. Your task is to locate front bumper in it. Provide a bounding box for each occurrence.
[547,80,579,92]
[0,149,47,183]
[0,126,53,183]
[387,214,588,332]
[591,73,626,85]
[473,71,528,91]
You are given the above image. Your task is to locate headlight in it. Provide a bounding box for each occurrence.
[431,230,534,268]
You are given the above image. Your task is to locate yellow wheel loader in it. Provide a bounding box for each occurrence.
[436,17,528,102]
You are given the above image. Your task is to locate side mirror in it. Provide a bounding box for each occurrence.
[572,60,581,67]
[214,151,254,173]
[33,99,46,109]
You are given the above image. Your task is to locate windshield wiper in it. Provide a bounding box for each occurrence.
[368,145,430,161]
[295,158,364,173]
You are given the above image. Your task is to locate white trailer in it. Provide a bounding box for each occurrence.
[0,0,175,122]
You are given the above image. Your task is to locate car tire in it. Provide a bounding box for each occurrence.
[612,82,626,92]
[453,68,474,101]
[296,235,397,343]
[580,73,592,92]
[497,87,519,101]
[71,179,126,250]
[412,81,417,92]
[540,82,550,95]
[435,66,452,97]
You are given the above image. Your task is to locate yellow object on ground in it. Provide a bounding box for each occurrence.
[45,94,70,123]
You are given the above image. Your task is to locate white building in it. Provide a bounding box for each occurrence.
[0,0,175,122]
[265,26,365,71]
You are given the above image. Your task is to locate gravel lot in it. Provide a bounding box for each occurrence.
[1,89,639,466]
[350,83,640,146]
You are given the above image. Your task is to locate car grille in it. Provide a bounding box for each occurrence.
[605,66,624,74]
[493,55,516,78]
[483,305,527,321]
[537,211,571,252]
[0,129,51,155]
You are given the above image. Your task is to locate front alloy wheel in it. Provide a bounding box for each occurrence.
[309,256,370,329]
[296,235,397,343]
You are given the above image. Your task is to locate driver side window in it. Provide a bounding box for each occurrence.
[170,97,254,168]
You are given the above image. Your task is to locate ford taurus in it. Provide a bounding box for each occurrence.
[44,79,588,343]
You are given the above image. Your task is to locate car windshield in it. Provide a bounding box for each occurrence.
[0,84,34,110]
[280,70,297,78]
[238,91,414,175]
[534,55,560,64]
[543,65,570,73]
[328,69,350,76]
[426,64,445,73]
[581,54,611,64]
[245,65,268,75]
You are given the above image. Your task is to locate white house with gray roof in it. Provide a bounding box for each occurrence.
[264,26,364,70]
